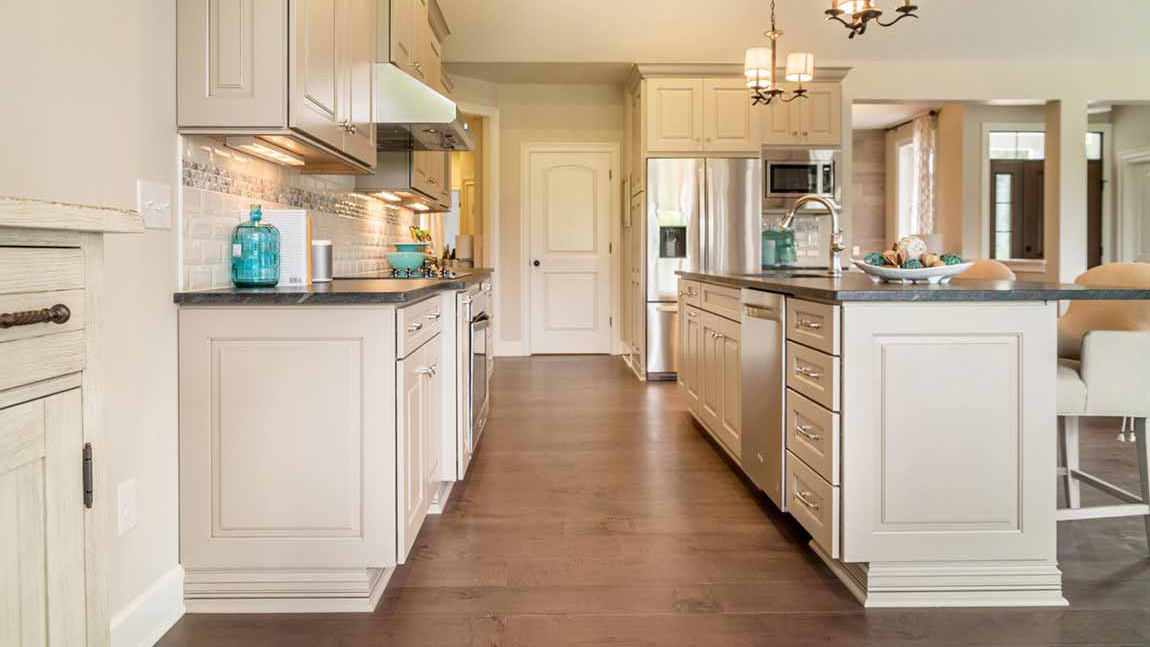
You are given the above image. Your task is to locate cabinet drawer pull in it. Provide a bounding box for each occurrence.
[794,490,821,511]
[407,322,424,333]
[0,304,71,329]
[687,312,697,318]
[797,319,823,330]
[417,366,435,376]
[794,424,822,442]
[795,365,821,380]
[425,312,441,321]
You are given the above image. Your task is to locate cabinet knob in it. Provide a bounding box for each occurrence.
[408,322,424,333]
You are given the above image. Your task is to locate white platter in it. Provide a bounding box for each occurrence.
[852,259,974,284]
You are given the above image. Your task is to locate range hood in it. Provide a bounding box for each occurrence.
[375,64,474,151]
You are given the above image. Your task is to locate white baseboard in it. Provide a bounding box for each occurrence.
[110,565,185,647]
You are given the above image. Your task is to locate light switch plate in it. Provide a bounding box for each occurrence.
[137,179,173,230]
[117,478,138,536]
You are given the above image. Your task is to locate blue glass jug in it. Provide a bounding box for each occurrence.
[230,205,280,287]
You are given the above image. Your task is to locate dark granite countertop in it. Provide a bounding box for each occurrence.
[676,270,1150,302]
[174,269,493,305]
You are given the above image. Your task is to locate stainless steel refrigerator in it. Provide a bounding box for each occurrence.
[645,158,763,380]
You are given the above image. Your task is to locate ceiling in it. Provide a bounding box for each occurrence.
[445,62,633,86]
[851,103,938,130]
[438,0,1150,74]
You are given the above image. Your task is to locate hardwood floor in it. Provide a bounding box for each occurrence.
[158,356,1150,646]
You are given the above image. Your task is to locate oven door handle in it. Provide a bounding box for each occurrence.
[472,313,491,332]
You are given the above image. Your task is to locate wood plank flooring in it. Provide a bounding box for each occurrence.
[158,356,1150,646]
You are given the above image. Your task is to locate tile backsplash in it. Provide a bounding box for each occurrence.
[180,136,421,290]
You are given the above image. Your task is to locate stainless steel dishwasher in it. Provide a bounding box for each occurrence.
[740,289,787,510]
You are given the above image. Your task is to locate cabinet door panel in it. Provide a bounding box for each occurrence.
[0,390,86,647]
[389,0,415,71]
[761,88,802,145]
[178,0,288,127]
[683,306,702,414]
[343,0,377,165]
[799,84,842,146]
[717,316,741,457]
[646,79,704,153]
[398,343,429,562]
[424,341,442,482]
[703,79,759,152]
[699,314,723,433]
[631,88,645,193]
[291,0,345,150]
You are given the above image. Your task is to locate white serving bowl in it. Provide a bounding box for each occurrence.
[852,259,974,284]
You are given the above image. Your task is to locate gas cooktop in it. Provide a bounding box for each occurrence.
[334,268,460,280]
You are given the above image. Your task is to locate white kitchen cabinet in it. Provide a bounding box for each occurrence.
[702,78,761,153]
[697,310,741,459]
[356,149,451,211]
[397,334,441,562]
[630,86,645,194]
[646,78,705,153]
[682,304,702,415]
[761,82,842,147]
[381,0,449,94]
[177,0,377,169]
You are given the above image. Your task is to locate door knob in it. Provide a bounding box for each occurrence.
[533,260,541,267]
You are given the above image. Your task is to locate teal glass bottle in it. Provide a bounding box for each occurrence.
[230,205,281,287]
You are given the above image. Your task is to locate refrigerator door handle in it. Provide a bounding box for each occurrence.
[697,165,708,272]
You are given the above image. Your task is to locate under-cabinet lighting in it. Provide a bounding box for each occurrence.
[224,137,306,167]
[407,202,430,212]
[374,191,402,203]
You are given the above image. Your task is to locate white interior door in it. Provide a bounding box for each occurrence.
[1125,159,1150,262]
[528,148,615,354]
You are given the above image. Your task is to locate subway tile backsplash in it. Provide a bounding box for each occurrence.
[181,136,421,290]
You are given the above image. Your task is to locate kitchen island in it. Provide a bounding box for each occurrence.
[676,269,1150,608]
[172,270,492,613]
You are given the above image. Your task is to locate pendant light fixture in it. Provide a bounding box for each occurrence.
[745,0,815,105]
[826,0,919,39]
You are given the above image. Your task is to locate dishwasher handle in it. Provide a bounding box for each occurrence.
[744,304,781,322]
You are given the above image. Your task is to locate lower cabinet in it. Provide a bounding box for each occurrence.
[397,334,442,562]
[685,305,741,461]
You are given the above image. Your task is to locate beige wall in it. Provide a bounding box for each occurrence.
[454,81,624,352]
[0,0,181,636]
[850,130,886,256]
[1113,104,1150,153]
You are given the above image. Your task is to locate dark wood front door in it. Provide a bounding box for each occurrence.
[990,160,1044,260]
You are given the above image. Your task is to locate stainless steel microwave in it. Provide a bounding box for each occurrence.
[765,160,835,198]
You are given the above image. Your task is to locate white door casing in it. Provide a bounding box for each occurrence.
[525,146,617,354]
[1118,151,1150,262]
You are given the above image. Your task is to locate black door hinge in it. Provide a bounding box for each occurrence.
[83,443,93,509]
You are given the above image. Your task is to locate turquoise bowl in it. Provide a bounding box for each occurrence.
[385,251,428,272]
[394,242,431,253]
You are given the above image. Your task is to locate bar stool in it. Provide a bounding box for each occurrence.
[1056,263,1150,545]
[959,259,1017,280]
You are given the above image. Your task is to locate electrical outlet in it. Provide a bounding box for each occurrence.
[137,179,173,230]
[117,479,138,536]
[852,245,862,258]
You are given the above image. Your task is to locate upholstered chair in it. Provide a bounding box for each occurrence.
[1056,263,1150,546]
[959,259,1017,281]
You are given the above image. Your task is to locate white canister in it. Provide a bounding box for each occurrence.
[311,240,333,283]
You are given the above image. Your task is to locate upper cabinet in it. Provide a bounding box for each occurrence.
[761,82,842,147]
[356,149,452,211]
[645,77,763,155]
[178,0,377,170]
[381,0,451,96]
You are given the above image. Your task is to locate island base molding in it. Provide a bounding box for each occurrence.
[811,542,1068,608]
[183,567,392,613]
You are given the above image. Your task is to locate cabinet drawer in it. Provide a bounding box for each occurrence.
[786,341,840,412]
[698,281,741,322]
[397,297,443,358]
[786,299,840,356]
[0,247,85,296]
[679,279,701,309]
[787,450,840,559]
[786,389,840,485]
[0,330,85,393]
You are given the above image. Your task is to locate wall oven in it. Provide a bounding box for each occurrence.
[459,281,491,476]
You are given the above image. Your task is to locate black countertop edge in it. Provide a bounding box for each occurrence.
[676,270,1150,302]
[174,269,493,305]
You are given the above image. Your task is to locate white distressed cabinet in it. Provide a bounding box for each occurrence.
[177,0,378,169]
[381,0,451,96]
[645,77,762,154]
[0,198,145,647]
[681,289,742,463]
[396,315,442,562]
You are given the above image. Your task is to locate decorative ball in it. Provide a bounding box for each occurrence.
[895,236,929,263]
[901,259,924,269]
[864,252,885,267]
[941,254,964,265]
[921,252,941,267]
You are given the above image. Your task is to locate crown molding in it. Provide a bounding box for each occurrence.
[628,63,851,90]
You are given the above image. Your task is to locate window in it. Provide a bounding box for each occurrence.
[992,172,1014,258]
[896,140,919,238]
[989,131,1104,161]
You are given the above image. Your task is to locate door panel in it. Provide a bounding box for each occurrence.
[343,0,376,164]
[397,344,428,562]
[717,316,742,458]
[0,390,86,647]
[646,79,704,152]
[683,306,702,414]
[529,150,615,354]
[700,313,723,433]
[703,78,759,152]
[799,84,842,146]
[291,0,344,149]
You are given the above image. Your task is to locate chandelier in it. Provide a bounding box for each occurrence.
[826,0,919,39]
[745,0,815,106]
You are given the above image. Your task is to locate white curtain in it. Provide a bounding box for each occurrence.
[912,113,937,235]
